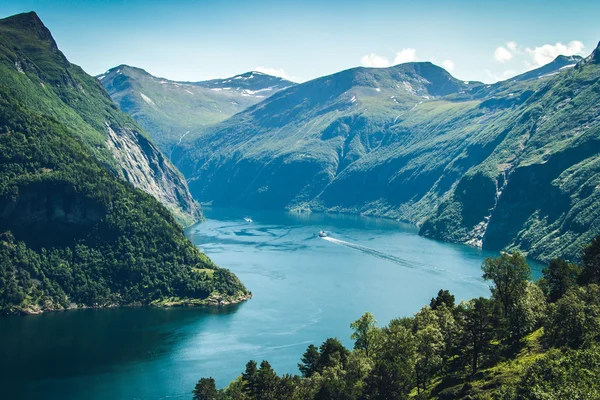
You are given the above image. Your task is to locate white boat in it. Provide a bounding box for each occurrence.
[318,230,327,238]
[244,217,253,223]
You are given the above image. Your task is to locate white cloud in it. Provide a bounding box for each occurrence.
[393,48,418,64]
[494,46,513,63]
[442,59,455,72]
[253,66,298,82]
[360,53,391,68]
[506,41,518,52]
[525,40,585,67]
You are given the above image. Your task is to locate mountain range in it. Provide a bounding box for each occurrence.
[99,66,295,155]
[156,48,597,263]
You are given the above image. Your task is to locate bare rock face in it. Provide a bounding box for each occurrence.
[105,123,201,225]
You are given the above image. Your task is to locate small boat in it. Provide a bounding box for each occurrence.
[244,217,253,223]
[318,230,327,238]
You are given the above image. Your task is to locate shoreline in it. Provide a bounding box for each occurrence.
[2,291,253,317]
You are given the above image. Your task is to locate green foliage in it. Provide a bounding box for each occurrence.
[199,238,600,399]
[544,284,600,349]
[193,377,220,400]
[482,252,531,324]
[430,289,455,310]
[350,312,382,358]
[514,346,600,400]
[0,77,247,314]
[580,235,600,284]
[542,258,582,302]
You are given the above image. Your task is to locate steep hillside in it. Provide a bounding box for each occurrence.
[0,12,200,225]
[0,70,249,316]
[173,51,600,262]
[100,66,295,155]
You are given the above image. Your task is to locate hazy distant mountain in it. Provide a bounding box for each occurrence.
[99,66,295,155]
[172,49,600,262]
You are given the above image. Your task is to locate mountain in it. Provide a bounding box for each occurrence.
[0,12,249,315]
[99,66,295,156]
[0,12,200,225]
[508,55,583,82]
[172,49,600,263]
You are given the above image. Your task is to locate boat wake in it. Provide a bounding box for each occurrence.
[321,236,484,286]
[321,236,441,272]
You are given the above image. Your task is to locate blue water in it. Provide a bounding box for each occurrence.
[0,208,543,399]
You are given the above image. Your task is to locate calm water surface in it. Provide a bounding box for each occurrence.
[0,208,543,399]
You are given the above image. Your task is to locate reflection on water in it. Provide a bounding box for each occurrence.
[0,208,544,400]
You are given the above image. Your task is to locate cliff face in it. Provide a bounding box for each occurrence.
[0,12,200,226]
[105,123,200,224]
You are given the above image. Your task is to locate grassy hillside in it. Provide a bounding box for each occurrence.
[173,48,600,262]
[100,66,295,156]
[0,12,201,225]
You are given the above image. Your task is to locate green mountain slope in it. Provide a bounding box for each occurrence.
[0,12,200,225]
[173,49,600,262]
[100,66,295,156]
[0,12,249,315]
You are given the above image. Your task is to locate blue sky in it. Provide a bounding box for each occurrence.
[2,0,600,83]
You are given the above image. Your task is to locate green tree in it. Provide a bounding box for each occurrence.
[192,377,221,400]
[458,297,497,375]
[542,258,581,302]
[241,360,259,397]
[350,312,381,358]
[430,289,455,310]
[318,338,350,372]
[255,361,280,400]
[364,321,416,399]
[579,235,600,285]
[511,282,546,339]
[482,252,531,341]
[298,344,320,378]
[414,324,443,394]
[544,284,600,349]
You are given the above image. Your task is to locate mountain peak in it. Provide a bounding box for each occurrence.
[585,41,600,64]
[0,11,56,48]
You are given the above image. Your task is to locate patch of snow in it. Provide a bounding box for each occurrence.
[375,88,381,92]
[184,89,194,95]
[140,93,154,105]
[350,95,357,103]
[559,64,576,70]
[211,88,223,91]
[463,81,469,84]
[509,93,514,97]
[116,69,121,74]
[422,95,430,100]
[231,101,238,105]
[233,76,243,80]
[97,75,105,80]
[538,72,560,79]
[159,80,168,84]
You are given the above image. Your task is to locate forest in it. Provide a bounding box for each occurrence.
[192,236,600,399]
[0,83,248,314]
